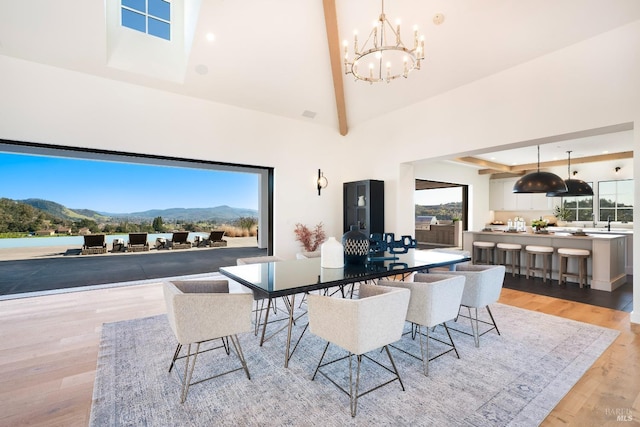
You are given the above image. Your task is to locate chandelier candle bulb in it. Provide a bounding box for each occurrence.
[343,1,426,84]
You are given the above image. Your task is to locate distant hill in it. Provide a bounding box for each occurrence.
[19,199,107,222]
[17,198,257,223]
[415,202,462,221]
[105,205,258,222]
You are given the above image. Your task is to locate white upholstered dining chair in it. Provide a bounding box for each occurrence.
[434,264,506,347]
[378,273,466,376]
[163,280,253,403]
[307,283,410,417]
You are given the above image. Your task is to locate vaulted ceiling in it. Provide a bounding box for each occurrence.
[1,0,639,144]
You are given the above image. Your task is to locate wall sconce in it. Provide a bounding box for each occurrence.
[615,166,621,174]
[317,169,328,195]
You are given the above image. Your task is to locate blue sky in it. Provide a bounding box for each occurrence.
[0,152,258,213]
[415,187,462,205]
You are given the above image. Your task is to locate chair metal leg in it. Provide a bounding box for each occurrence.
[468,307,480,348]
[181,342,200,403]
[485,305,501,336]
[443,323,460,359]
[349,353,362,417]
[312,342,330,381]
[169,343,182,372]
[221,336,230,355]
[419,325,430,376]
[229,334,251,380]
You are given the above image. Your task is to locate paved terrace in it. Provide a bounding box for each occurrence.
[0,237,266,298]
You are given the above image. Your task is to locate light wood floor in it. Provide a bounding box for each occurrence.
[0,284,638,426]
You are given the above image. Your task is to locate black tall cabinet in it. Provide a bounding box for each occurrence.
[343,179,384,237]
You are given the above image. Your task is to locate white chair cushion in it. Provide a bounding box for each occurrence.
[435,265,506,308]
[163,281,253,345]
[379,274,465,327]
[473,241,495,248]
[525,245,554,253]
[308,283,410,355]
[558,248,590,256]
[496,243,521,250]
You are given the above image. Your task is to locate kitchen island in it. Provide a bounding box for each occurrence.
[463,231,627,292]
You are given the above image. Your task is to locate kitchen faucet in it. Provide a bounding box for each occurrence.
[592,213,596,228]
[607,215,612,232]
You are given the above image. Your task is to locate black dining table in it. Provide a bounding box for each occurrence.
[220,250,470,367]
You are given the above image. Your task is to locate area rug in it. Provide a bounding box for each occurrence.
[89,303,618,426]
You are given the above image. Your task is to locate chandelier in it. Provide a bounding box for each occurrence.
[343,0,425,84]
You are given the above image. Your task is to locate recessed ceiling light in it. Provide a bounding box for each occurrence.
[602,150,609,154]
[206,33,215,42]
[490,157,496,160]
[195,64,208,75]
[302,110,317,119]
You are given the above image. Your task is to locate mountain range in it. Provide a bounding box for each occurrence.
[18,198,257,223]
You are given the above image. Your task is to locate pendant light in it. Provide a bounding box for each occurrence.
[512,145,568,194]
[546,151,593,197]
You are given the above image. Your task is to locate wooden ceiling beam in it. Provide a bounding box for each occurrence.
[322,0,348,136]
[509,151,634,172]
[455,157,512,172]
[459,151,633,175]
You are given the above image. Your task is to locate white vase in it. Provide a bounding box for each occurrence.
[321,237,344,268]
[357,195,366,207]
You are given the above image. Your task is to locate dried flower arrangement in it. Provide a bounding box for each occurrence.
[294,222,326,252]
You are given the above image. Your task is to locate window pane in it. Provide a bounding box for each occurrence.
[618,209,633,222]
[617,180,634,194]
[122,9,146,32]
[122,0,146,13]
[598,181,616,195]
[577,209,593,221]
[577,197,593,208]
[149,0,170,21]
[148,17,170,40]
[600,208,615,221]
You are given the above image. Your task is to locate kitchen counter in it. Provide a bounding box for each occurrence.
[463,231,627,291]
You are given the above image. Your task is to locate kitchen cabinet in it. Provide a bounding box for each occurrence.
[490,178,552,211]
[343,179,384,237]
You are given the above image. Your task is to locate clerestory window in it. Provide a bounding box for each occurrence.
[121,0,171,41]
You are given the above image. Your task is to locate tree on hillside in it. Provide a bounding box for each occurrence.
[236,216,257,233]
[152,216,164,232]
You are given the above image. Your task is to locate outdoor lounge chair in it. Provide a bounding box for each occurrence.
[207,230,227,247]
[81,234,107,255]
[127,233,149,252]
[170,231,192,250]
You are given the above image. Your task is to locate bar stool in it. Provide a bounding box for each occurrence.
[472,241,495,265]
[496,243,522,277]
[558,248,590,288]
[525,245,553,283]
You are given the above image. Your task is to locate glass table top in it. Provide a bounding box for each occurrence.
[219,250,469,297]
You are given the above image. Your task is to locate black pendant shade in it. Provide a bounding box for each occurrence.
[512,145,568,194]
[546,150,594,197]
[546,178,593,197]
[513,171,568,194]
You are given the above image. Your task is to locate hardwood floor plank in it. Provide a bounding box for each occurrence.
[0,283,637,426]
